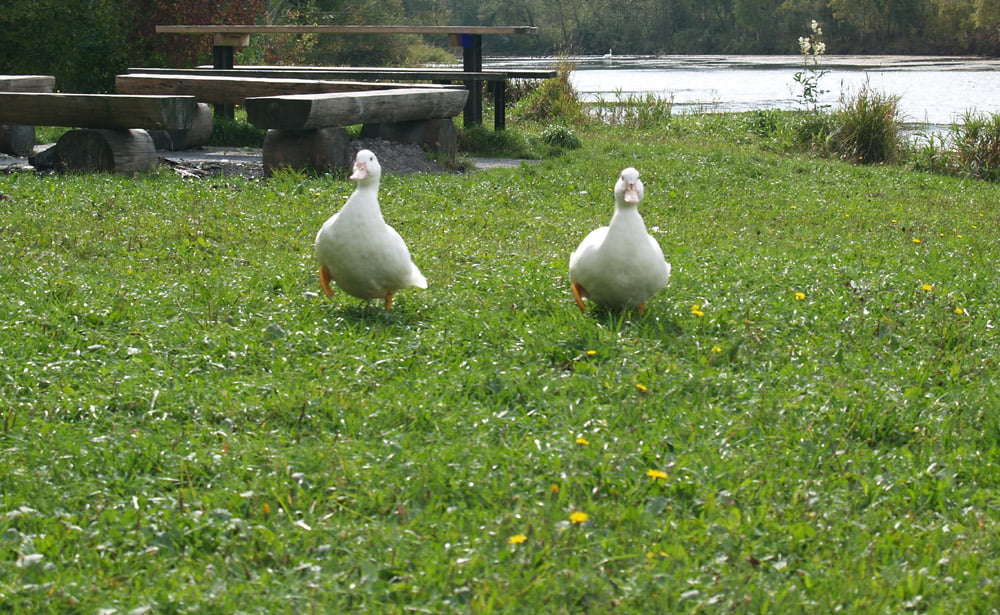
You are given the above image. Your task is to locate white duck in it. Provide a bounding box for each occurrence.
[569,167,671,314]
[314,149,427,310]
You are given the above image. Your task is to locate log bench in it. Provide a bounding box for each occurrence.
[127,66,558,130]
[0,92,199,173]
[154,25,539,126]
[0,75,56,156]
[243,87,468,176]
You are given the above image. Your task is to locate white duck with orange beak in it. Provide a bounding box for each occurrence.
[569,167,670,313]
[314,149,427,310]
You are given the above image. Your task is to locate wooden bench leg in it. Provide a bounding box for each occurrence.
[360,119,459,163]
[0,125,36,156]
[262,127,351,177]
[493,81,506,131]
[51,129,159,173]
[148,103,213,151]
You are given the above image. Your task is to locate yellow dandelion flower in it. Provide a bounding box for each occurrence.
[921,284,933,292]
[576,437,589,445]
[635,383,648,392]
[569,511,589,524]
[586,350,597,356]
[508,534,527,545]
[691,304,705,317]
[550,484,560,493]
[711,345,722,353]
[646,469,669,480]
[955,307,966,316]
[795,292,806,301]
[912,238,921,244]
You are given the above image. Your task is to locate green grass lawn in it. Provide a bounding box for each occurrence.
[2,118,1000,613]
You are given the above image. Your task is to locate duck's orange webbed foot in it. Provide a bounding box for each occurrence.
[384,292,395,311]
[571,282,587,312]
[319,266,334,297]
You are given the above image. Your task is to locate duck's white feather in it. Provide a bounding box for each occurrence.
[314,150,426,302]
[569,167,670,310]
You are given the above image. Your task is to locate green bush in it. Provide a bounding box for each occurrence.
[951,110,1000,181]
[511,60,586,126]
[458,125,536,158]
[831,85,903,164]
[540,125,582,149]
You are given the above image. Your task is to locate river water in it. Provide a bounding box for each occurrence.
[486,55,1000,127]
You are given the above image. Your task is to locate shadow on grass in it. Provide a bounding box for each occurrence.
[319,299,428,331]
[586,306,684,339]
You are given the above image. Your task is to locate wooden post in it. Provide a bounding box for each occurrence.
[461,33,483,127]
[213,41,237,119]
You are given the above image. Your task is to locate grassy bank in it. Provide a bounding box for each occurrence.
[2,119,1000,613]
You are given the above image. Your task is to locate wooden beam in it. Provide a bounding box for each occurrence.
[245,88,468,130]
[156,25,537,36]
[0,75,56,93]
[116,73,455,105]
[0,93,197,131]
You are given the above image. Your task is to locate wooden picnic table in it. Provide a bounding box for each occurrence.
[155,25,538,126]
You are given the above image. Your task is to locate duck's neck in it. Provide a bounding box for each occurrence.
[342,182,383,216]
[608,204,647,237]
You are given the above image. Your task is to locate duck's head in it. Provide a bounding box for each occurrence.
[615,167,644,206]
[350,149,382,185]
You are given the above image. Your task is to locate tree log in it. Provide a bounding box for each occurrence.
[0,125,36,156]
[53,129,159,173]
[245,88,468,131]
[262,127,351,177]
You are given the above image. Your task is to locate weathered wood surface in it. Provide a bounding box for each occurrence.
[51,129,159,173]
[116,73,448,106]
[245,88,468,131]
[0,75,56,93]
[156,25,537,36]
[0,93,198,131]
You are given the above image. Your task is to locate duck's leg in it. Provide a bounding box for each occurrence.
[571,282,587,312]
[638,302,647,315]
[319,265,334,297]
[384,292,395,311]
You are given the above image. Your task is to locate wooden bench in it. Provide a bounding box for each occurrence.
[115,72,450,106]
[0,92,198,173]
[0,75,56,156]
[126,65,558,130]
[243,87,467,176]
[127,66,558,130]
[154,25,539,127]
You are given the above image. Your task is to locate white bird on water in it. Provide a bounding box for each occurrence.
[569,167,671,314]
[314,149,426,310]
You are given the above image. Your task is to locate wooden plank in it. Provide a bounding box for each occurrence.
[157,25,537,36]
[245,88,468,130]
[0,75,56,93]
[128,66,507,82]
[116,73,455,105]
[0,93,197,130]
